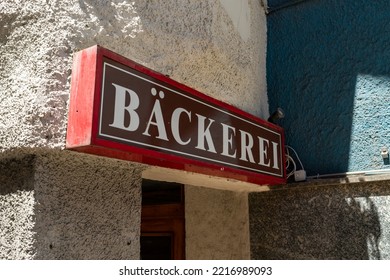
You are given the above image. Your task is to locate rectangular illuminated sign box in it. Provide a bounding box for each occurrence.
[66,45,286,185]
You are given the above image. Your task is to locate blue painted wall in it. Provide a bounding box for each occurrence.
[267,0,390,176]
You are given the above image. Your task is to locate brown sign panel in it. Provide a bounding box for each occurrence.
[66,46,286,185]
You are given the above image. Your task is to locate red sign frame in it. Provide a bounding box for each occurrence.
[66,45,286,185]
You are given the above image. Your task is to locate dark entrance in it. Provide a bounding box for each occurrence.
[140,179,185,260]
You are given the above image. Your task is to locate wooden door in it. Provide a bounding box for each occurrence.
[140,180,185,260]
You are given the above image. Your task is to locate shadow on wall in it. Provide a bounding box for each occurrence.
[0,154,36,195]
[266,0,390,175]
[339,197,381,259]
[249,184,383,259]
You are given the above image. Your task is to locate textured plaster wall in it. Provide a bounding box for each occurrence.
[0,153,35,259]
[1,0,268,260]
[267,0,390,175]
[249,179,390,259]
[185,185,250,259]
[0,150,143,259]
[0,0,268,152]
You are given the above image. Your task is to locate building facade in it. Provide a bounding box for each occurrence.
[1,0,267,259]
[257,0,390,259]
[1,0,390,259]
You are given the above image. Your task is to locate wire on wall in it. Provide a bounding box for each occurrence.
[285,145,306,182]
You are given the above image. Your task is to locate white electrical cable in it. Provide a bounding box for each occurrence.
[284,145,390,180]
[286,145,304,170]
[286,154,296,179]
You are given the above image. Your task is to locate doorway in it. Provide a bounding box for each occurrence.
[140,179,185,260]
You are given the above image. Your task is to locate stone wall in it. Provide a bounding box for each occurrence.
[249,179,390,259]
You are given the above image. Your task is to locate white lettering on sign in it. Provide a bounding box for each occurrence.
[239,130,255,163]
[109,83,140,131]
[67,47,285,185]
[171,108,192,145]
[195,114,217,154]
[258,136,270,167]
[107,83,280,171]
[221,123,237,158]
[143,88,169,141]
[272,142,280,169]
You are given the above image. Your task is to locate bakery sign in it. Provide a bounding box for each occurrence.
[66,46,286,185]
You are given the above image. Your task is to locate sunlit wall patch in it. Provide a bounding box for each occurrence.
[349,74,390,171]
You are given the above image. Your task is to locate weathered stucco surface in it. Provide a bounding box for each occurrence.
[249,178,390,259]
[0,0,268,151]
[0,149,143,259]
[185,185,250,259]
[0,152,35,259]
[1,0,268,260]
